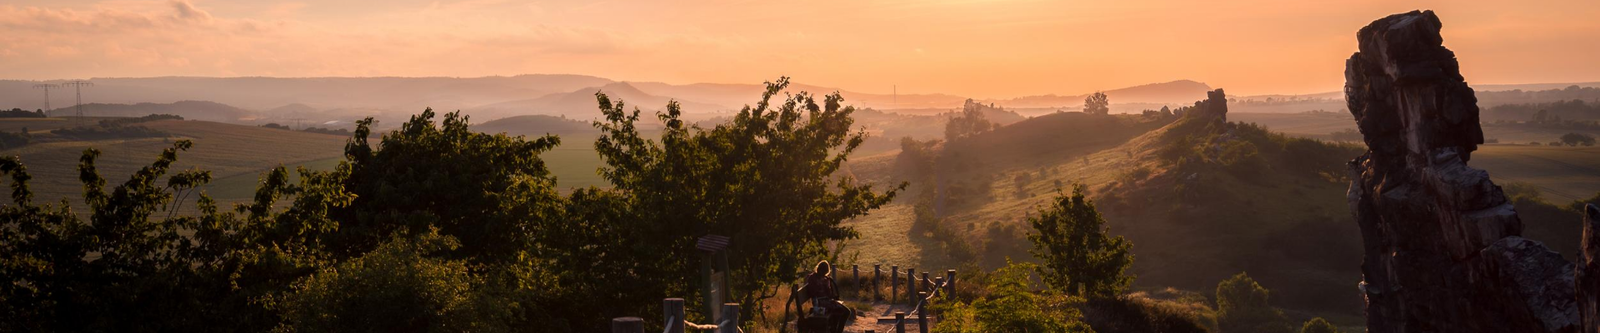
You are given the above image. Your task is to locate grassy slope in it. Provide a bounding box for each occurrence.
[845,111,1371,324]
[2,120,349,213]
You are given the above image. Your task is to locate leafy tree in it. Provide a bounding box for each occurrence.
[1084,92,1110,115]
[946,99,998,141]
[1027,183,1134,297]
[1216,272,1293,333]
[1561,132,1596,146]
[932,261,1093,333]
[580,77,902,324]
[326,109,564,263]
[1299,317,1340,333]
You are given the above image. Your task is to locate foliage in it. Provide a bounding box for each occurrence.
[1561,132,1596,146]
[50,124,171,140]
[0,130,28,148]
[99,114,185,126]
[326,109,563,263]
[1079,290,1214,333]
[1027,183,1134,298]
[582,77,901,324]
[1216,272,1293,333]
[1299,317,1340,333]
[1085,92,1110,115]
[1,108,46,118]
[947,99,999,142]
[932,261,1093,333]
[273,231,514,333]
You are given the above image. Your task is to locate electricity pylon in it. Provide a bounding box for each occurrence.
[60,80,93,125]
[32,83,59,113]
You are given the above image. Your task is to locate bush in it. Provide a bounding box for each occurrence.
[1080,290,1214,333]
[50,124,169,140]
[99,114,183,126]
[1299,317,1340,333]
[932,261,1093,333]
[274,232,514,333]
[1216,272,1293,333]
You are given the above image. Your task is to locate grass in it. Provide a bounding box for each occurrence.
[1475,144,1600,202]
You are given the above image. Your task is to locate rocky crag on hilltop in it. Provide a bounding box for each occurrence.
[1345,10,1600,333]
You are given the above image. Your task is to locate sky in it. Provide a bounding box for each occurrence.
[1,0,1597,98]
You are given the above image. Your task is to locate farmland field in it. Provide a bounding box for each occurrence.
[1476,144,1600,202]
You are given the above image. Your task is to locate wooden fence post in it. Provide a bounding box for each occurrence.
[920,272,930,295]
[891,265,900,304]
[852,264,860,299]
[895,312,907,333]
[664,298,685,333]
[906,268,917,302]
[946,269,957,296]
[873,264,882,301]
[917,292,929,333]
[719,303,740,333]
[612,317,644,333]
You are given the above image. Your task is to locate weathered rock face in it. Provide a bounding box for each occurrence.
[1345,10,1579,333]
[1580,204,1600,330]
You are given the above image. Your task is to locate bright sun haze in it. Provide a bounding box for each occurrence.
[3,0,1597,97]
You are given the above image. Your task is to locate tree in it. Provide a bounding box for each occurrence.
[327,109,564,263]
[1300,317,1340,333]
[1560,132,1596,146]
[1216,272,1293,333]
[1027,183,1134,297]
[1084,92,1110,115]
[580,77,902,324]
[946,99,997,142]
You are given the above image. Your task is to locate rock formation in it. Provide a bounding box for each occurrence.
[1345,10,1581,333]
[1580,204,1600,330]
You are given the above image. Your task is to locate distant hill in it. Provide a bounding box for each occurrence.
[45,100,251,123]
[469,82,733,120]
[0,74,614,112]
[986,80,1215,108]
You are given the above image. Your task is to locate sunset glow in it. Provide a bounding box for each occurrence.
[3,0,1598,97]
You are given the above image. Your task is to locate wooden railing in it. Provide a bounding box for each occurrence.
[609,264,959,333]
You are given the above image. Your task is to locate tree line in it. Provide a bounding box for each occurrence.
[0,78,900,332]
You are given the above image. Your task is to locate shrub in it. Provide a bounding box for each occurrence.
[932,261,1093,333]
[1299,317,1340,333]
[1216,272,1293,333]
[274,232,514,333]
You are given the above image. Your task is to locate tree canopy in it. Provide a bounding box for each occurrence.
[1027,183,1134,298]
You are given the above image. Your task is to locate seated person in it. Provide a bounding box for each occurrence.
[803,261,853,333]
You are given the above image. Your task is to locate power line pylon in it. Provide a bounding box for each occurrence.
[60,80,93,126]
[32,83,59,113]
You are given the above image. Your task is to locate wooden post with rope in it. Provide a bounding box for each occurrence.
[873,264,882,301]
[719,303,740,333]
[890,265,899,305]
[664,298,685,333]
[906,268,916,303]
[917,292,929,333]
[895,312,907,333]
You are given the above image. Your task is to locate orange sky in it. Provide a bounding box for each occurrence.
[2,0,1598,98]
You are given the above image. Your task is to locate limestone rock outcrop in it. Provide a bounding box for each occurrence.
[1345,10,1580,333]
